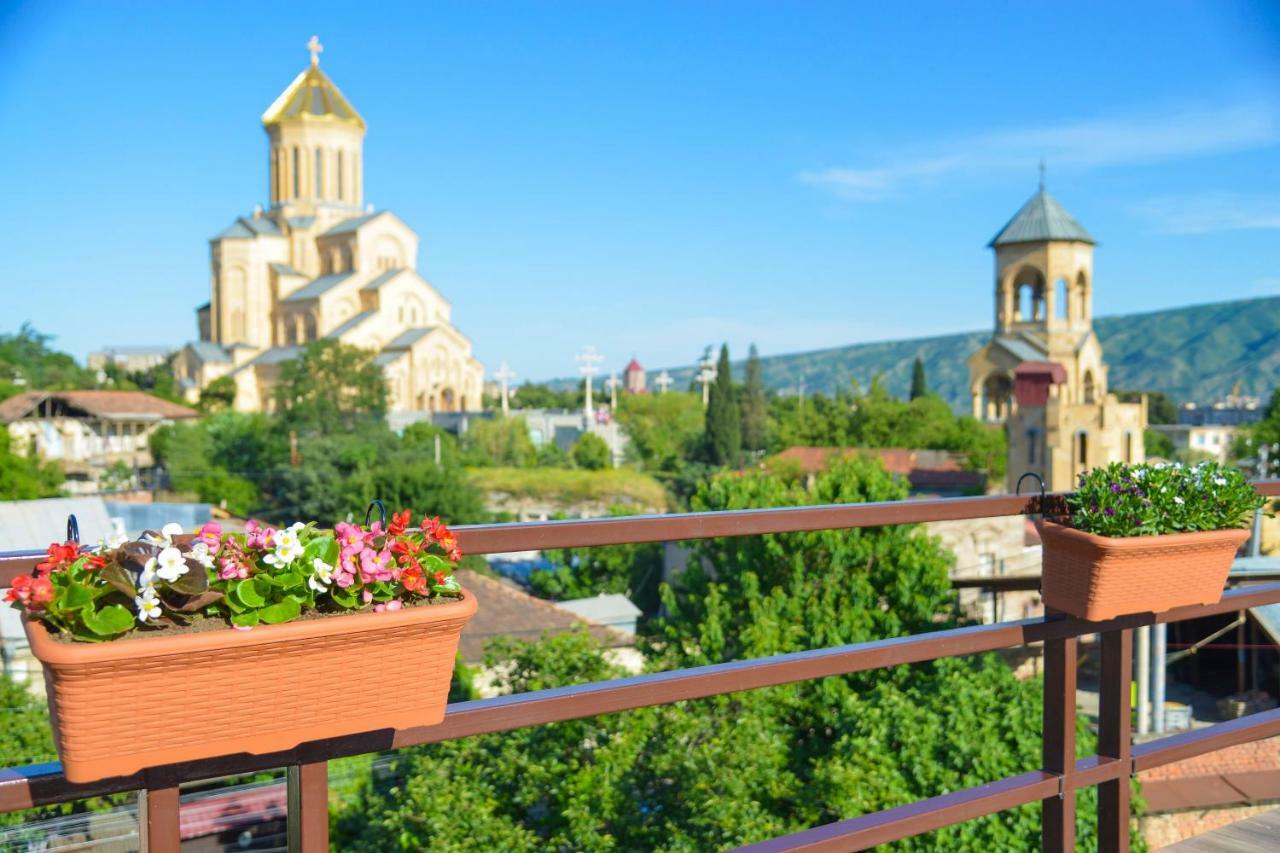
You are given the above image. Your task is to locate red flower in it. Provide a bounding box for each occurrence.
[29,577,53,605]
[6,575,52,609]
[401,566,427,594]
[388,509,412,536]
[84,555,107,570]
[433,571,448,587]
[36,541,79,576]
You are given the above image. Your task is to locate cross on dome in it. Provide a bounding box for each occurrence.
[307,35,324,66]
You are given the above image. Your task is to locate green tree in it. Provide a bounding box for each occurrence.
[150,421,259,515]
[461,416,537,467]
[0,431,62,500]
[0,323,95,397]
[273,340,388,435]
[741,344,768,453]
[510,382,580,410]
[1144,429,1176,460]
[571,432,610,470]
[909,356,928,400]
[703,344,741,466]
[616,391,704,474]
[198,375,237,412]
[1115,390,1178,425]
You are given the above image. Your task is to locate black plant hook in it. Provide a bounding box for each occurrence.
[65,514,80,545]
[1015,472,1046,516]
[364,499,387,529]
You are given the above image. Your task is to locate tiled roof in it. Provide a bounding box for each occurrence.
[269,262,305,277]
[325,310,376,339]
[383,327,433,350]
[215,215,282,240]
[280,272,353,302]
[322,211,385,236]
[361,269,404,291]
[989,188,1095,247]
[453,569,624,664]
[0,390,198,423]
[186,341,232,363]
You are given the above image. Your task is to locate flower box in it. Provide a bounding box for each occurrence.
[1038,461,1263,621]
[1037,520,1249,621]
[9,507,477,783]
[26,593,475,783]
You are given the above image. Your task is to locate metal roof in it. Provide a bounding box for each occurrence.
[261,63,366,130]
[186,340,231,363]
[361,269,404,291]
[269,262,305,277]
[214,215,282,241]
[281,271,353,302]
[991,334,1047,363]
[322,211,385,236]
[989,189,1095,247]
[383,327,433,350]
[325,309,376,339]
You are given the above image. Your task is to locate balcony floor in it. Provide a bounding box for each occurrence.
[1164,807,1280,851]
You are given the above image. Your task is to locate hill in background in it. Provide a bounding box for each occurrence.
[644,295,1280,410]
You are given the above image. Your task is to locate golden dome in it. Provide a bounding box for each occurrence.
[262,38,365,130]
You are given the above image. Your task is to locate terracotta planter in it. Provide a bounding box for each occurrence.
[1038,521,1249,621]
[25,593,476,783]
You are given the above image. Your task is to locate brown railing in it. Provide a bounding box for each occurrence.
[0,482,1277,852]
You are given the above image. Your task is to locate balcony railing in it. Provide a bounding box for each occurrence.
[0,482,1278,852]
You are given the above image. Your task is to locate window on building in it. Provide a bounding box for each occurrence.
[1055,278,1068,320]
[292,147,300,198]
[1076,431,1088,467]
[1083,370,1096,404]
[337,150,344,200]
[1027,429,1038,464]
[1123,431,1133,463]
[315,149,324,199]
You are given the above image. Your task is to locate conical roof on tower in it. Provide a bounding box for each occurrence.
[988,188,1094,247]
[262,41,365,130]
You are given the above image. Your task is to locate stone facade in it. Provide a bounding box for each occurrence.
[967,187,1146,491]
[174,41,483,413]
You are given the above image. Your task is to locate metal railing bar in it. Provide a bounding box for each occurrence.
[731,770,1061,852]
[1131,706,1280,772]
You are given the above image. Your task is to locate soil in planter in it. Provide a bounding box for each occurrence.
[45,593,467,643]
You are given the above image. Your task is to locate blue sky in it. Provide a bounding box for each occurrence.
[1,1,1278,381]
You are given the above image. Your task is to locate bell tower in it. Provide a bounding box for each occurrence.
[262,37,366,222]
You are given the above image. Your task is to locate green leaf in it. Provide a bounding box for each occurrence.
[100,564,137,598]
[258,597,301,625]
[233,578,266,608]
[275,571,304,590]
[330,587,357,609]
[168,563,209,595]
[62,581,94,610]
[303,536,339,567]
[81,604,135,636]
[231,610,260,628]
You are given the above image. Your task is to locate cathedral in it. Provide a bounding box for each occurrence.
[967,184,1147,492]
[174,39,484,413]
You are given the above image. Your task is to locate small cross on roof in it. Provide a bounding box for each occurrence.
[307,35,324,66]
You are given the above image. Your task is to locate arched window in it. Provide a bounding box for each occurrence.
[304,314,317,341]
[981,373,1013,421]
[1123,431,1134,463]
[1076,431,1089,467]
[337,150,345,200]
[292,147,300,198]
[315,149,324,199]
[1055,278,1068,320]
[1076,271,1089,322]
[1083,370,1096,404]
[1027,429,1038,464]
[1011,266,1045,323]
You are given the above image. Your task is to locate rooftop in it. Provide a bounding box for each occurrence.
[989,187,1095,247]
[0,390,198,423]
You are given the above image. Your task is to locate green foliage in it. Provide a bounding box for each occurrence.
[703,344,741,466]
[461,417,537,468]
[0,323,95,395]
[615,391,704,473]
[535,439,571,468]
[273,340,388,435]
[909,355,928,400]
[741,344,768,453]
[98,460,134,492]
[1144,429,1176,460]
[100,355,185,405]
[570,431,610,470]
[768,379,1006,480]
[198,374,237,412]
[150,419,260,516]
[1068,461,1265,537]
[1114,389,1178,425]
[467,466,667,511]
[510,382,580,410]
[0,430,63,500]
[1234,387,1280,476]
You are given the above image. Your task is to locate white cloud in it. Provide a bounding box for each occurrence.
[801,101,1280,201]
[1130,193,1280,234]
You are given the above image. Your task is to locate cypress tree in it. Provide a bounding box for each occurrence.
[741,344,767,453]
[909,356,928,400]
[704,344,741,466]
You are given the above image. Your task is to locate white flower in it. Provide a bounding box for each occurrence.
[309,557,335,592]
[135,590,162,623]
[288,521,306,534]
[161,522,184,540]
[1132,468,1146,480]
[138,558,158,592]
[264,537,303,568]
[1213,476,1227,486]
[154,547,190,582]
[1173,496,1185,505]
[188,541,216,570]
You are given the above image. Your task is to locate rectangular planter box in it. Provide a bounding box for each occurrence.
[25,593,476,783]
[1038,521,1249,621]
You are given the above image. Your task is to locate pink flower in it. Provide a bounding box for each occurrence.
[362,589,374,604]
[335,522,364,556]
[359,547,394,583]
[196,521,222,554]
[334,569,355,589]
[219,556,250,580]
[245,520,269,550]
[385,599,402,611]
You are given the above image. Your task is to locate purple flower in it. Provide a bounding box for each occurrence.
[1110,483,1122,494]
[1104,507,1116,517]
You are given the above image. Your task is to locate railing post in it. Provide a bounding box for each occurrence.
[288,761,330,853]
[1042,628,1077,853]
[139,786,181,852]
[1097,628,1134,852]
